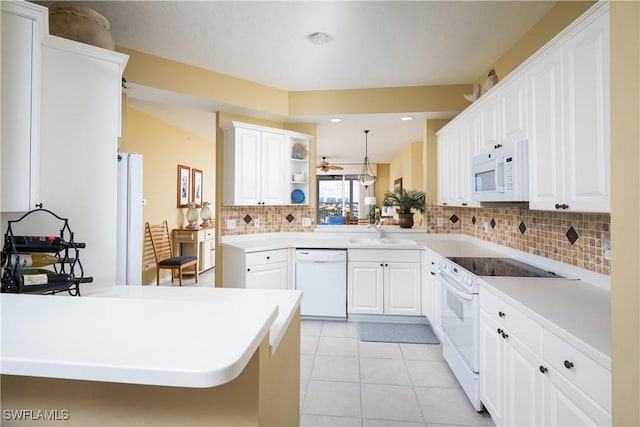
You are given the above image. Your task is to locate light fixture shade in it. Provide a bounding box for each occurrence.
[365,196,377,205]
[358,130,378,188]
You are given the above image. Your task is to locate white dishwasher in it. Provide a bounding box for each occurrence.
[295,249,347,319]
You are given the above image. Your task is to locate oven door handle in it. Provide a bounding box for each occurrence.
[440,274,474,301]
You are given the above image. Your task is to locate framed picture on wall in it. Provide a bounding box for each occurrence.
[177,164,190,208]
[192,168,203,207]
[394,178,403,191]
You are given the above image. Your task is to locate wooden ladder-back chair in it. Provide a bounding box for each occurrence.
[146,221,198,286]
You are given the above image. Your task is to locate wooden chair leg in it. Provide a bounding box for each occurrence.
[156,269,160,286]
[178,268,183,287]
[195,264,199,283]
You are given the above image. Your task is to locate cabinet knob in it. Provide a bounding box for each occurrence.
[563,360,574,369]
[497,328,503,335]
[555,203,569,210]
[443,203,448,206]
[494,144,503,149]
[539,365,548,374]
[35,203,43,209]
[266,256,270,260]
[247,268,251,272]
[462,203,468,206]
[430,272,436,276]
[498,311,505,318]
[385,263,388,267]
[502,332,508,339]
[380,263,384,267]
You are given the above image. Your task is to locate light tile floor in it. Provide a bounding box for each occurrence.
[301,319,494,427]
[156,268,215,287]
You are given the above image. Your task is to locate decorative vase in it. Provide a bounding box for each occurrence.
[185,202,199,228]
[200,201,212,226]
[397,212,414,229]
[49,3,115,50]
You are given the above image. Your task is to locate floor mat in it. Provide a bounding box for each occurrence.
[358,322,440,344]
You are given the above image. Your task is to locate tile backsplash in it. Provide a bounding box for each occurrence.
[425,203,611,275]
[220,205,316,236]
[219,203,610,276]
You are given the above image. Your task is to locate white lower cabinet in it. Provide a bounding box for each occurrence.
[543,365,610,427]
[246,261,288,290]
[480,310,543,427]
[348,250,421,316]
[222,248,289,289]
[348,261,384,314]
[480,286,610,426]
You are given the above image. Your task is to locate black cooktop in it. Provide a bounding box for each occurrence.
[447,257,563,278]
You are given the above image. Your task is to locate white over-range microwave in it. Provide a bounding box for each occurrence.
[471,140,529,202]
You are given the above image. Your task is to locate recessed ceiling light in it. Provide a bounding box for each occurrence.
[330,118,342,123]
[400,116,414,121]
[308,32,330,45]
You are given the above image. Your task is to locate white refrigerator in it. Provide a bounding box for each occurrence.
[116,153,143,285]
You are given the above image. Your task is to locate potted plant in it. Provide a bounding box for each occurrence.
[382,188,426,228]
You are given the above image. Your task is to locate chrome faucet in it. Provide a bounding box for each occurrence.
[367,223,383,238]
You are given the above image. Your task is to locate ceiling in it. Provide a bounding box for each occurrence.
[42,1,556,163]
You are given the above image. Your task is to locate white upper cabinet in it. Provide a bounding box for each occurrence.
[528,5,610,212]
[438,2,609,213]
[38,36,128,284]
[436,119,480,208]
[223,122,310,206]
[499,74,528,146]
[527,48,564,210]
[561,9,610,212]
[477,91,500,153]
[1,2,47,212]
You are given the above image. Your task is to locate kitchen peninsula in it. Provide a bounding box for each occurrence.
[0,286,302,426]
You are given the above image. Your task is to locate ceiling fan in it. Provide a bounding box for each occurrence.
[316,157,344,173]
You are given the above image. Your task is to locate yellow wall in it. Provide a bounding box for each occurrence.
[374,164,390,203]
[123,107,216,285]
[473,1,595,85]
[289,85,470,116]
[389,141,422,192]
[610,1,640,425]
[388,141,425,226]
[117,47,289,116]
[123,107,216,228]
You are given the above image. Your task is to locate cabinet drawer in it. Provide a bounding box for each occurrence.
[174,230,197,242]
[480,288,542,353]
[542,329,611,412]
[349,249,421,263]
[203,229,215,240]
[246,249,288,267]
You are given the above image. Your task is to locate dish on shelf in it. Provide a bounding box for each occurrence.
[291,189,305,204]
[291,142,308,160]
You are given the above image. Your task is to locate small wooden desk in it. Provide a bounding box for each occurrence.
[172,225,215,273]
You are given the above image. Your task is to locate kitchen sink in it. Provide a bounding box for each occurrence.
[347,238,418,246]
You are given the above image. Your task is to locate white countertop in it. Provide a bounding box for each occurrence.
[0,286,302,388]
[222,230,611,368]
[479,277,611,368]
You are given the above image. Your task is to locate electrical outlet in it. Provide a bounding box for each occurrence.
[302,218,311,227]
[226,219,236,230]
[141,199,147,206]
[483,222,489,233]
[254,219,261,228]
[437,217,443,227]
[602,240,611,260]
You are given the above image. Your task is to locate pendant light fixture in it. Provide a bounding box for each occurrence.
[358,129,377,188]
